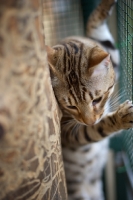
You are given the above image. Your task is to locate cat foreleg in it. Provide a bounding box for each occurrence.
[62,100,133,146]
[82,100,133,143]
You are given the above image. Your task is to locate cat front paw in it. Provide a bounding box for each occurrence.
[116,100,133,129]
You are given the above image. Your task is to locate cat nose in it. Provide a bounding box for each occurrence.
[82,117,96,126]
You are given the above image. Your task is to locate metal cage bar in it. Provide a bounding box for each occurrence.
[118,0,133,171]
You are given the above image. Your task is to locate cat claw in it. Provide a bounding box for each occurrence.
[116,100,133,129]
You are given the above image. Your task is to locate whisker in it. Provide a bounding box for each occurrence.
[71,122,79,136]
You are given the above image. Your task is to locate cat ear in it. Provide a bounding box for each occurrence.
[45,45,58,75]
[101,54,110,67]
[46,45,56,58]
[89,54,111,77]
[45,45,61,80]
[89,46,109,68]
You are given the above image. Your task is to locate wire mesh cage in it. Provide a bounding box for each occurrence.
[43,0,102,46]
[43,0,133,172]
[118,0,133,171]
[43,0,133,198]
[43,0,84,46]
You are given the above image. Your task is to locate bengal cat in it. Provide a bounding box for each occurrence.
[46,0,133,199]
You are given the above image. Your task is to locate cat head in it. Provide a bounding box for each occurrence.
[46,41,115,125]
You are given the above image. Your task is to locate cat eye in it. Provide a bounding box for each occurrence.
[67,106,77,110]
[92,97,102,106]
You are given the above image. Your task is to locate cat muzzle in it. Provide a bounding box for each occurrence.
[82,117,96,126]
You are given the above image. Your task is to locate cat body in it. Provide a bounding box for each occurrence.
[46,0,133,199]
[59,37,112,200]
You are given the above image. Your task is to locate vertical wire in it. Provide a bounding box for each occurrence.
[131,0,133,170]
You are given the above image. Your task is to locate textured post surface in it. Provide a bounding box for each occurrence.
[0,0,67,199]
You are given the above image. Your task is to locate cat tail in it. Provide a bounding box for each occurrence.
[86,0,116,42]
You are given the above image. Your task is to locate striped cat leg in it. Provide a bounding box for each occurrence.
[86,0,116,42]
[62,100,133,146]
